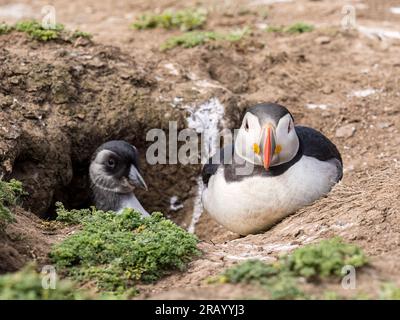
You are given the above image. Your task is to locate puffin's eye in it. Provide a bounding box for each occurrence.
[288,121,292,133]
[107,158,116,169]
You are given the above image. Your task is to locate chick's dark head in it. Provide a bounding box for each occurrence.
[89,140,147,194]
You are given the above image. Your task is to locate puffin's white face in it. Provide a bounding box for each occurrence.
[234,112,299,169]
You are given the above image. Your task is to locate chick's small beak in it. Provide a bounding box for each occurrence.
[128,165,148,191]
[260,124,276,170]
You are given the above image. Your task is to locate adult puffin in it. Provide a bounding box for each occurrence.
[201,102,342,235]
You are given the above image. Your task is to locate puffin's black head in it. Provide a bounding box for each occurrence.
[235,103,299,169]
[89,140,147,193]
[247,103,293,124]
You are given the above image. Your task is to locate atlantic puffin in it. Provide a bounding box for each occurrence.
[89,140,149,216]
[201,103,342,235]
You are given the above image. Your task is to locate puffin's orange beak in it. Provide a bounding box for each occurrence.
[261,125,276,170]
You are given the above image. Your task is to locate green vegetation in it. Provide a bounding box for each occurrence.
[15,20,64,41]
[283,237,367,278]
[161,31,218,50]
[71,30,92,40]
[0,264,100,300]
[220,238,367,299]
[0,179,25,228]
[0,20,92,42]
[221,260,305,299]
[50,203,200,295]
[0,22,13,35]
[285,22,315,34]
[380,283,400,300]
[267,22,314,34]
[161,28,250,50]
[266,25,285,33]
[132,8,207,31]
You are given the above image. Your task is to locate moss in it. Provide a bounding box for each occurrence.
[220,238,367,299]
[0,22,14,35]
[161,28,250,50]
[15,20,64,41]
[132,9,207,31]
[267,22,314,34]
[0,264,102,300]
[50,203,200,294]
[0,179,25,228]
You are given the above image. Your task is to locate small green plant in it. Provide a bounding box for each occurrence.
[224,27,250,42]
[71,30,92,40]
[222,259,278,283]
[161,28,249,50]
[55,203,92,224]
[0,179,25,228]
[267,22,314,34]
[0,22,14,35]
[266,25,284,33]
[285,22,314,34]
[161,31,218,50]
[50,203,200,294]
[132,9,207,31]
[15,20,64,41]
[0,264,99,300]
[221,260,305,299]
[2,20,92,42]
[284,237,367,278]
[220,238,367,299]
[379,283,400,300]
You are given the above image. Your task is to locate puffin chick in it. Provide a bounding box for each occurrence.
[202,102,343,235]
[89,140,149,216]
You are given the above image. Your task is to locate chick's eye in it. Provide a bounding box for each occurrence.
[107,158,116,168]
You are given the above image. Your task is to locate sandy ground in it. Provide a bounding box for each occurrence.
[0,0,400,299]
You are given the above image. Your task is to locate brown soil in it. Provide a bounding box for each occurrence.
[1,0,400,299]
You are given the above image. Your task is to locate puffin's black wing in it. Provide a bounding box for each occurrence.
[202,145,234,186]
[296,125,342,164]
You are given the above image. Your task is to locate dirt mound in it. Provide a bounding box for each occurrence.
[0,207,71,273]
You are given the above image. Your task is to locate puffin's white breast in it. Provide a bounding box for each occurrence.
[202,156,340,235]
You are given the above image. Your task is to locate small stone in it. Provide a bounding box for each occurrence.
[335,124,356,138]
[315,36,331,45]
[377,122,392,129]
[88,57,105,68]
[76,113,85,120]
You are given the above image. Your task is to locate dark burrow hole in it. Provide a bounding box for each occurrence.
[46,160,93,219]
[8,140,198,222]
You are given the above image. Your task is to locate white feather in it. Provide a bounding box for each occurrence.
[117,194,149,217]
[202,156,339,235]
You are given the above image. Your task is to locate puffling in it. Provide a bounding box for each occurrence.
[202,103,343,235]
[89,140,149,216]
